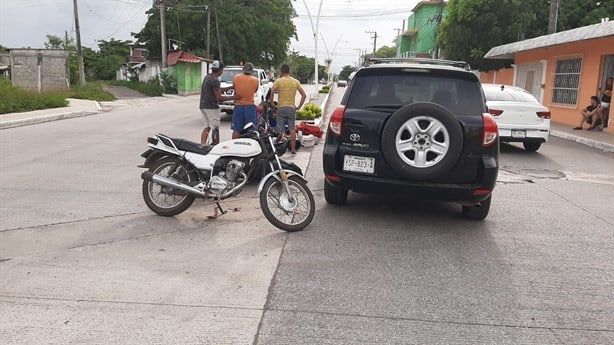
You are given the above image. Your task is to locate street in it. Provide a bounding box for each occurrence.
[1,86,613,344]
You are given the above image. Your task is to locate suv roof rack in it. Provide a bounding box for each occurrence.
[367,58,471,71]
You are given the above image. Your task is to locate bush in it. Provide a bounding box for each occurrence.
[107,78,164,97]
[160,71,178,94]
[319,85,330,93]
[296,103,322,120]
[0,78,68,114]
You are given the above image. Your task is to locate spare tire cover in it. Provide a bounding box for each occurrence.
[381,102,463,180]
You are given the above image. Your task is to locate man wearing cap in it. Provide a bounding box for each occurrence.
[199,61,237,145]
[231,62,260,139]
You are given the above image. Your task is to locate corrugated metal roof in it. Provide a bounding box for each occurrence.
[485,21,614,59]
[167,50,210,65]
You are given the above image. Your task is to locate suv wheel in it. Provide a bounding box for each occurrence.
[461,195,492,220]
[523,142,541,152]
[324,180,348,204]
[381,103,463,180]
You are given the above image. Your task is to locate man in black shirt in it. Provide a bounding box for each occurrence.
[199,61,237,144]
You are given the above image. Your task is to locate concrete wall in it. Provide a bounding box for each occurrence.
[479,68,515,85]
[10,49,69,92]
[116,61,162,83]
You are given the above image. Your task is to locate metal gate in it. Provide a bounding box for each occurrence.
[515,62,545,102]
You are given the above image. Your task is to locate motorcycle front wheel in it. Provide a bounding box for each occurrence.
[142,156,196,217]
[259,175,315,232]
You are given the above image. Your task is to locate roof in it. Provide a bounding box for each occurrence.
[411,1,447,13]
[167,50,211,65]
[485,21,614,59]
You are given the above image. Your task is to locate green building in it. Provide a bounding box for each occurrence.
[397,1,447,58]
[167,50,211,96]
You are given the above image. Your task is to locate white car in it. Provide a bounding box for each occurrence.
[218,66,271,115]
[482,83,551,152]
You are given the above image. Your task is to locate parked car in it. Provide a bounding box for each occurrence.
[219,65,271,115]
[337,80,347,87]
[482,83,550,152]
[323,58,499,220]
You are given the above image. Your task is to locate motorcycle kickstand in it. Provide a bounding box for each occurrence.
[207,200,241,220]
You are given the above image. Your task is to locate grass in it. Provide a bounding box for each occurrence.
[0,78,68,114]
[107,79,164,97]
[0,78,116,114]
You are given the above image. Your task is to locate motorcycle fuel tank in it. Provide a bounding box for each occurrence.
[210,138,262,157]
[185,138,262,171]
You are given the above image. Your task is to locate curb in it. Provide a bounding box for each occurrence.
[550,130,614,153]
[0,111,101,130]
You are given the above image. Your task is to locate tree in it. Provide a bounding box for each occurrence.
[439,0,612,71]
[338,65,356,81]
[84,39,131,80]
[375,45,397,58]
[285,52,325,84]
[134,0,296,67]
[439,0,539,71]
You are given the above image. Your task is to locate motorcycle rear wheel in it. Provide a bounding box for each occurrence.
[259,175,315,232]
[142,156,196,217]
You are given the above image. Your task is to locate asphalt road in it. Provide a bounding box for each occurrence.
[1,86,613,344]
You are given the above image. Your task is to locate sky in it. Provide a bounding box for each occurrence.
[0,0,421,74]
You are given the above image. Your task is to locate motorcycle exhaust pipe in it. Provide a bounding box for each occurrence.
[141,171,206,197]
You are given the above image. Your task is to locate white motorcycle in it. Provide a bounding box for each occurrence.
[139,123,315,232]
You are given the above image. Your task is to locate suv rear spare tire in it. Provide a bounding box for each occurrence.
[381,103,463,180]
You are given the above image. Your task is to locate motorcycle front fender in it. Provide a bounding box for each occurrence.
[257,170,306,194]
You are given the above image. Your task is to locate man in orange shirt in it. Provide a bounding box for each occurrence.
[231,62,260,139]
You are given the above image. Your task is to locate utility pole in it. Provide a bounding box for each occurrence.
[366,31,377,57]
[206,5,211,59]
[548,0,559,34]
[160,0,167,68]
[394,28,401,58]
[433,0,444,59]
[214,4,223,62]
[73,0,85,85]
[354,48,362,67]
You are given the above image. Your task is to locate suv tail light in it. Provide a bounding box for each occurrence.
[329,105,346,136]
[488,109,503,116]
[536,111,551,119]
[482,113,498,147]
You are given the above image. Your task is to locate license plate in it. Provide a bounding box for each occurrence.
[343,155,375,174]
[511,130,526,138]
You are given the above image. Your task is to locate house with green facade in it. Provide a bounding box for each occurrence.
[167,50,211,96]
[397,1,447,58]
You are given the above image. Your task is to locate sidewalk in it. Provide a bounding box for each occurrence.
[1,93,612,153]
[550,121,614,152]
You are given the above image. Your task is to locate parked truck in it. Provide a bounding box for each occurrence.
[218,65,272,115]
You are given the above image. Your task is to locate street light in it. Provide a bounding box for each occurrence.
[302,0,324,100]
[320,33,348,84]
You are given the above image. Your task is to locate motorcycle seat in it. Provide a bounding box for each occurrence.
[172,138,213,155]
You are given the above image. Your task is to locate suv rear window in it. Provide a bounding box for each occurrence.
[347,69,484,115]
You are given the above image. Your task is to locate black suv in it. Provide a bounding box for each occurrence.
[322,58,499,220]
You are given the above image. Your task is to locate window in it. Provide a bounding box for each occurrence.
[552,57,582,105]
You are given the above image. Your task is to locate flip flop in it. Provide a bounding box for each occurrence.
[572,127,582,130]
